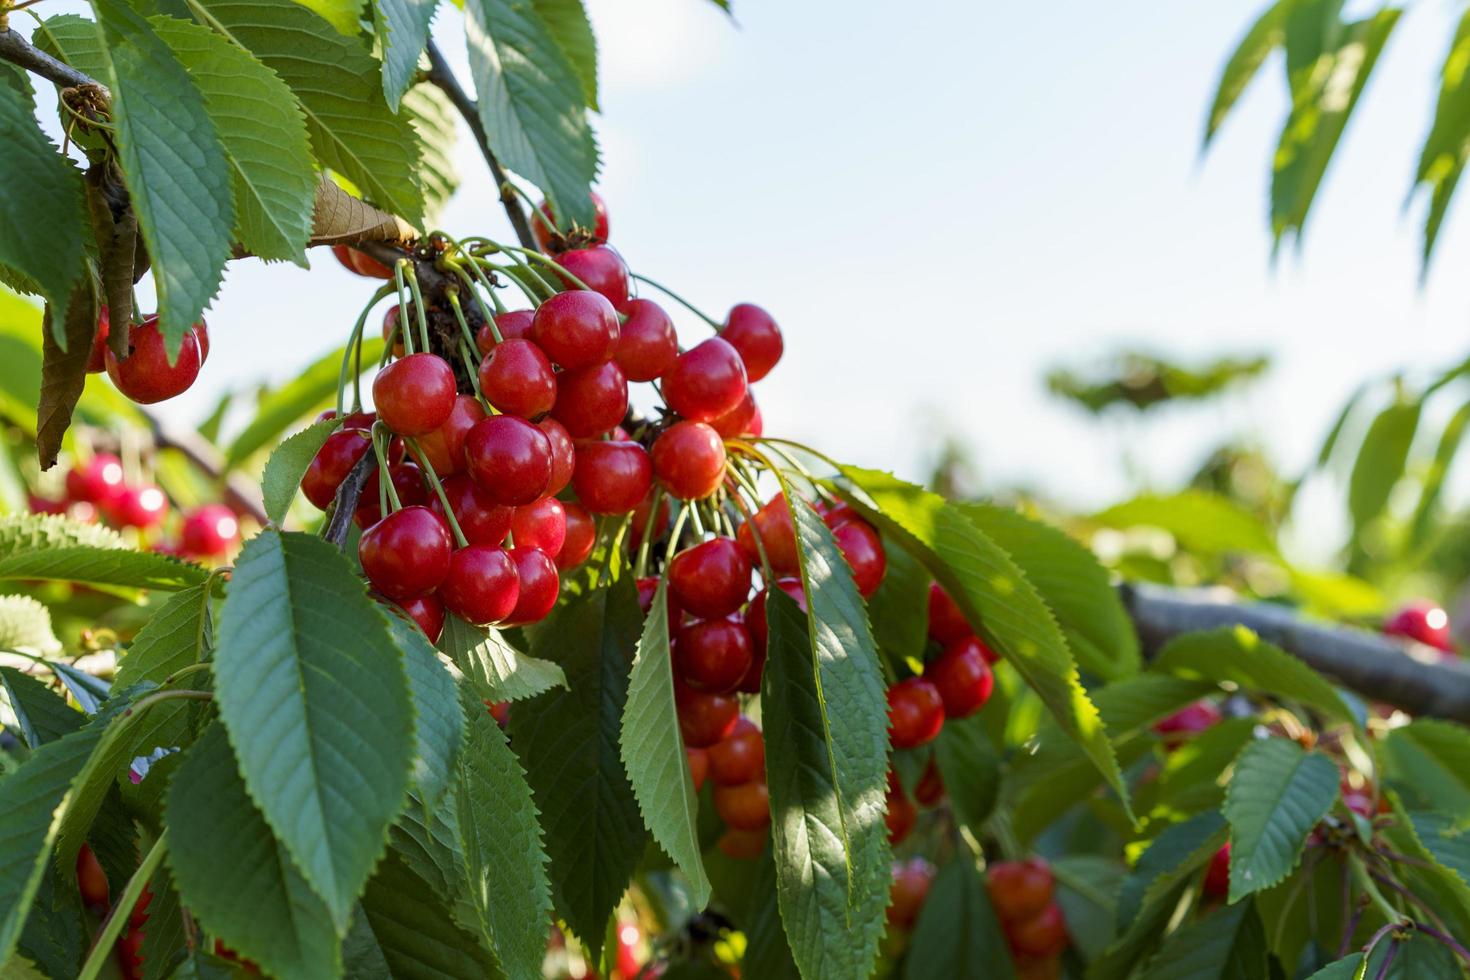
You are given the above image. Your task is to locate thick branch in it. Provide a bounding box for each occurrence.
[423,40,536,250]
[1121,581,1470,724]
[0,27,97,89]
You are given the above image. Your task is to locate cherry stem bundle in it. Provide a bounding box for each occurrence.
[630,273,721,330]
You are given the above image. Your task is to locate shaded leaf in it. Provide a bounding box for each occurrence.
[402,82,460,224]
[1348,397,1420,536]
[261,418,339,525]
[1204,0,1291,144]
[1380,720,1470,825]
[1141,899,1268,979]
[374,0,439,110]
[532,0,597,109]
[359,847,503,979]
[902,858,1014,980]
[1117,811,1227,927]
[439,614,565,702]
[0,667,81,748]
[386,611,464,807]
[1224,737,1338,902]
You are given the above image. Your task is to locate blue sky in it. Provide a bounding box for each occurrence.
[77,1,1470,524]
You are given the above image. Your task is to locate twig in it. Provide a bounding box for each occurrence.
[0,26,97,89]
[323,449,375,548]
[423,40,536,250]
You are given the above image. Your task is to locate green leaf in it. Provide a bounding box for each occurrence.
[46,660,110,714]
[1414,11,1470,263]
[386,612,464,807]
[439,614,566,702]
[532,0,597,109]
[91,0,234,356]
[837,467,1129,814]
[149,17,317,265]
[1347,397,1420,535]
[166,723,342,978]
[31,15,108,79]
[509,580,645,957]
[961,503,1140,679]
[0,65,86,333]
[1141,899,1269,979]
[0,667,81,748]
[1408,397,1470,549]
[288,0,361,35]
[863,532,929,665]
[359,846,503,979]
[1380,720,1470,825]
[0,595,61,655]
[1203,0,1290,144]
[1092,490,1280,558]
[1117,811,1227,927]
[620,574,709,905]
[261,418,339,525]
[195,0,427,225]
[1151,626,1360,733]
[402,82,461,224]
[113,585,209,782]
[1145,717,1257,816]
[1409,811,1470,884]
[0,514,206,591]
[932,713,1000,837]
[457,690,553,980]
[1303,955,1363,980]
[1223,738,1338,902]
[213,530,415,930]
[139,866,186,980]
[374,0,439,110]
[1051,856,1126,962]
[465,0,599,228]
[902,859,1014,980]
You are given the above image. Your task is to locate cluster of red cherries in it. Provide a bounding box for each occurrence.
[886,582,999,750]
[86,307,212,405]
[32,452,240,559]
[75,844,153,980]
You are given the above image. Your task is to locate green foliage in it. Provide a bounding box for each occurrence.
[1046,351,1269,415]
[0,513,206,590]
[1347,396,1420,540]
[932,714,1000,837]
[0,595,62,655]
[374,0,440,110]
[0,667,81,748]
[1141,899,1269,979]
[260,417,340,524]
[1223,737,1339,902]
[439,614,566,702]
[387,612,465,808]
[533,0,598,110]
[1092,490,1279,559]
[902,859,1014,980]
[1380,720,1470,823]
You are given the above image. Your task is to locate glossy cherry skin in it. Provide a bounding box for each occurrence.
[180,504,239,557]
[511,496,566,554]
[675,677,739,748]
[668,537,752,619]
[355,461,430,528]
[66,453,126,505]
[927,581,972,644]
[986,859,1055,924]
[332,244,393,278]
[1384,600,1455,653]
[556,502,597,569]
[708,717,764,786]
[888,858,936,930]
[76,844,109,909]
[391,593,445,643]
[662,337,748,423]
[721,304,783,382]
[359,506,453,600]
[439,545,519,625]
[530,290,619,370]
[538,418,576,495]
[533,190,610,250]
[713,779,770,831]
[676,617,754,694]
[551,360,628,437]
[914,758,945,807]
[833,519,886,597]
[106,316,204,404]
[1152,701,1222,738]
[382,304,405,357]
[1203,844,1230,898]
[886,775,917,844]
[504,547,560,625]
[1008,903,1068,957]
[415,395,486,476]
[571,440,652,514]
[556,246,632,313]
[652,421,727,500]
[464,415,553,506]
[85,306,110,373]
[616,298,678,381]
[477,310,536,355]
[687,746,710,792]
[479,338,557,418]
[887,677,944,749]
[709,391,759,439]
[373,353,457,436]
[430,474,513,546]
[301,430,372,510]
[108,484,168,529]
[928,637,995,718]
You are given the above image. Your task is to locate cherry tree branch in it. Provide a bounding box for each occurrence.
[0,26,95,89]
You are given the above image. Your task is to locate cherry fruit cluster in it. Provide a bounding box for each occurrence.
[885,582,999,751]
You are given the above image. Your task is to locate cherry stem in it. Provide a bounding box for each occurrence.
[629,273,721,330]
[498,244,594,293]
[405,439,467,548]
[724,482,773,583]
[447,264,501,332]
[1417,924,1470,964]
[687,499,708,538]
[391,261,416,356]
[664,502,692,568]
[75,836,168,980]
[338,284,393,417]
[502,179,557,236]
[404,264,432,354]
[451,284,498,350]
[756,436,845,476]
[370,423,401,513]
[634,486,665,579]
[1351,856,1409,926]
[161,661,213,688]
[458,340,492,412]
[454,252,511,314]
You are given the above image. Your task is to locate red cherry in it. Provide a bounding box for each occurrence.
[504,547,560,625]
[708,717,764,786]
[721,304,783,382]
[630,491,670,551]
[1203,844,1230,898]
[109,484,168,529]
[662,337,748,423]
[556,246,632,313]
[373,353,457,436]
[986,859,1055,924]
[887,677,944,749]
[530,290,619,370]
[709,391,759,439]
[736,495,799,575]
[928,637,995,718]
[533,191,610,250]
[359,506,453,599]
[477,309,537,355]
[886,773,917,844]
[332,244,393,278]
[675,678,739,748]
[76,844,108,909]
[430,473,513,546]
[301,430,372,510]
[193,322,210,365]
[888,858,936,930]
[511,496,566,554]
[382,304,405,357]
[668,537,752,619]
[179,504,239,557]
[388,593,445,642]
[537,418,576,495]
[713,779,770,831]
[1384,600,1455,653]
[717,828,767,860]
[914,758,945,807]
[687,746,710,792]
[66,453,126,505]
[676,617,754,694]
[743,578,806,691]
[1153,701,1222,738]
[441,545,520,625]
[86,306,110,373]
[927,581,972,644]
[128,883,153,929]
[616,299,678,381]
[637,575,684,622]
[556,502,597,569]
[1009,903,1068,958]
[414,395,486,476]
[833,519,886,597]
[652,421,727,500]
[105,315,203,404]
[355,461,429,528]
[551,360,628,437]
[817,499,858,528]
[571,440,652,514]
[479,339,557,419]
[29,495,66,516]
[464,415,553,506]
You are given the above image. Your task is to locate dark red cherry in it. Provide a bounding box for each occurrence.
[651,421,727,500]
[721,304,783,382]
[676,617,754,694]
[637,575,684,623]
[430,474,513,546]
[479,338,557,418]
[477,310,536,355]
[1384,600,1455,653]
[355,461,429,528]
[556,246,632,313]
[108,483,168,529]
[414,395,486,477]
[675,676,739,748]
[616,299,678,381]
[66,453,126,505]
[505,547,559,625]
[713,780,770,831]
[511,496,566,554]
[440,545,519,625]
[332,244,393,278]
[887,678,944,749]
[742,577,806,693]
[668,537,752,619]
[571,440,652,514]
[556,501,597,569]
[927,637,995,718]
[708,717,764,786]
[382,304,405,357]
[927,582,972,644]
[833,519,886,598]
[372,353,457,436]
[551,360,628,438]
[709,391,759,439]
[530,290,619,370]
[301,430,372,510]
[359,506,453,599]
[662,337,748,422]
[886,775,917,845]
[463,415,553,506]
[180,504,240,557]
[390,593,445,642]
[105,315,204,404]
[533,190,610,250]
[736,495,799,575]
